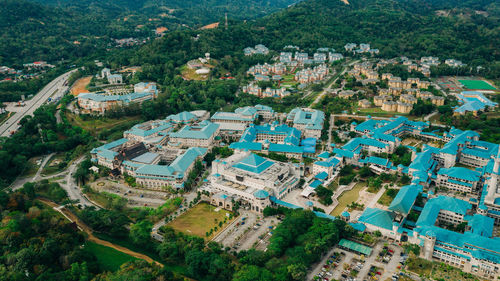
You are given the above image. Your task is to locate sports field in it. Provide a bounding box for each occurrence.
[458,79,496,90]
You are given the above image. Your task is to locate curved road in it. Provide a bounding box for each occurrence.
[0,69,77,137]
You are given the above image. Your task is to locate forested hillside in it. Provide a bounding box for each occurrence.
[120,0,500,83]
[1,0,301,65]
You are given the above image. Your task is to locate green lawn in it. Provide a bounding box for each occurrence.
[84,241,137,272]
[41,153,67,176]
[65,112,141,137]
[458,79,496,90]
[330,182,365,216]
[378,188,398,206]
[168,203,233,239]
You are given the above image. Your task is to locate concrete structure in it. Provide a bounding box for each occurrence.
[209,152,300,213]
[286,108,325,139]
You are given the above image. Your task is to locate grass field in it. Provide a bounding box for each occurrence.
[168,203,233,239]
[458,79,496,90]
[378,188,398,206]
[84,241,137,272]
[330,182,365,216]
[42,153,66,175]
[65,112,141,137]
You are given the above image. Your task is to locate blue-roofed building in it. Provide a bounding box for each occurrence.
[360,156,395,174]
[134,147,207,189]
[408,194,500,277]
[437,167,481,193]
[465,214,494,238]
[416,196,472,228]
[165,111,197,124]
[286,108,325,138]
[91,138,130,169]
[210,151,301,213]
[124,120,172,143]
[229,123,314,160]
[169,121,220,147]
[312,156,340,179]
[388,185,422,215]
[78,82,157,115]
[358,208,396,234]
[454,91,498,116]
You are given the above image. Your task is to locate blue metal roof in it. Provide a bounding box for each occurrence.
[388,185,422,215]
[254,189,269,199]
[132,152,159,164]
[269,196,302,209]
[466,214,494,238]
[437,167,480,182]
[416,196,472,227]
[315,171,328,180]
[269,143,303,154]
[229,142,262,151]
[358,208,395,230]
[288,108,325,130]
[166,111,196,122]
[309,180,322,188]
[169,121,219,140]
[232,154,274,174]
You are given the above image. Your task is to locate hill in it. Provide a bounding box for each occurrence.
[0,0,302,65]
[127,0,499,78]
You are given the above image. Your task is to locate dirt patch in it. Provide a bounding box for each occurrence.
[70,76,92,96]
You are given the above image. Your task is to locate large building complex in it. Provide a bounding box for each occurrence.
[210,152,301,213]
[78,82,158,114]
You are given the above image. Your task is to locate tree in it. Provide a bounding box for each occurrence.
[129,220,153,247]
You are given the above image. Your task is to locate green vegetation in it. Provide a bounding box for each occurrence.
[315,185,333,205]
[378,187,399,206]
[0,105,93,189]
[83,241,138,272]
[65,112,142,140]
[458,79,496,90]
[331,182,365,216]
[167,202,233,239]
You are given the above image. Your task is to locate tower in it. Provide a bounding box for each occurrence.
[225,13,228,30]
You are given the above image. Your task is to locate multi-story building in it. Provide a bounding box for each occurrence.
[286,108,325,139]
[209,152,301,213]
[168,120,220,148]
[437,167,481,194]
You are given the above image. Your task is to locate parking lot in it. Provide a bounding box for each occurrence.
[213,212,279,252]
[309,241,406,281]
[91,179,170,207]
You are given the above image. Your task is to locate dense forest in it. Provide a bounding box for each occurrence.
[0,0,300,65]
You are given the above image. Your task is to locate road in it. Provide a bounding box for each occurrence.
[62,156,96,208]
[0,69,77,137]
[308,60,359,109]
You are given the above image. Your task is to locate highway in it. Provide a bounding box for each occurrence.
[0,69,77,137]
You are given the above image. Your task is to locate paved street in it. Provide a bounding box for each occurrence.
[0,69,76,137]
